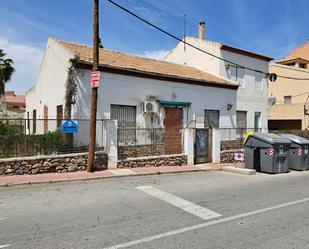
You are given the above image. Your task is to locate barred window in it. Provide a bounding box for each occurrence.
[111,105,136,143]
[204,110,220,128]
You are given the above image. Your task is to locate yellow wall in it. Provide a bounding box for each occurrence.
[268,63,309,129]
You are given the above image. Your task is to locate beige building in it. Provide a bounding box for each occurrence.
[0,91,25,118]
[268,40,309,130]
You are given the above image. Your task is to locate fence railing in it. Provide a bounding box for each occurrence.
[117,128,183,159]
[0,118,108,159]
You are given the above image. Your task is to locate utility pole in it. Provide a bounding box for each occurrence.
[87,0,99,172]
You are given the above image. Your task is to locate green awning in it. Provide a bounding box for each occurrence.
[159,101,191,107]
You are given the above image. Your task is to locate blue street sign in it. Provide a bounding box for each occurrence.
[61,120,79,134]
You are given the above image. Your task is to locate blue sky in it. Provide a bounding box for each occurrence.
[1,0,309,94]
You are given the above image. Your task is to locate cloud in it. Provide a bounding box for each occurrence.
[137,49,170,60]
[133,6,160,23]
[0,36,44,94]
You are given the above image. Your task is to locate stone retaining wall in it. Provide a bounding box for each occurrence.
[118,144,165,160]
[117,154,187,168]
[0,152,107,176]
[220,149,244,163]
[221,139,244,151]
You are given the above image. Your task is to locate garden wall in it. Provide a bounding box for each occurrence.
[220,149,244,163]
[221,139,244,151]
[117,154,187,168]
[118,144,165,159]
[0,151,107,176]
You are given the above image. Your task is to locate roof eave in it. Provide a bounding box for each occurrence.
[221,45,273,62]
[276,57,309,64]
[75,60,239,90]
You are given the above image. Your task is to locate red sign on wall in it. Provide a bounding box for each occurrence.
[91,71,100,88]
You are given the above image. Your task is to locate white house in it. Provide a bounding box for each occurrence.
[26,38,238,164]
[164,22,273,132]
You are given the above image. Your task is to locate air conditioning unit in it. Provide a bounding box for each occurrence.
[142,101,159,114]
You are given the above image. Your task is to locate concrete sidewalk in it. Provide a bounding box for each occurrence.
[0,163,225,186]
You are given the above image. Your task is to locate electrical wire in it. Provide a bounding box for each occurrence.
[107,0,309,81]
[136,0,242,48]
[272,91,309,104]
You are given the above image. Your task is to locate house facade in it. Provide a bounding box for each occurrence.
[164,22,273,132]
[268,41,309,130]
[26,38,238,163]
[0,91,25,118]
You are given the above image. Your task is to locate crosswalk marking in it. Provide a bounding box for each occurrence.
[0,218,10,248]
[0,245,11,248]
[103,196,309,249]
[136,186,222,220]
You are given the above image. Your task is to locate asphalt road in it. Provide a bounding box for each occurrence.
[1,170,309,249]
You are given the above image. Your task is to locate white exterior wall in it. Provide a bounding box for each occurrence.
[220,50,269,130]
[165,37,222,76]
[73,70,237,130]
[25,39,237,163]
[164,37,269,130]
[25,38,74,121]
[72,70,235,158]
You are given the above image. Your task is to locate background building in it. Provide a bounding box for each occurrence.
[269,40,309,130]
[0,91,25,118]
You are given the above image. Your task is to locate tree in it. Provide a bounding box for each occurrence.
[0,49,15,97]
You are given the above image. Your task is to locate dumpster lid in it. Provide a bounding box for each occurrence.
[248,132,291,145]
[280,134,309,145]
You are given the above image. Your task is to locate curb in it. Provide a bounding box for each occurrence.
[0,168,219,187]
[222,166,256,175]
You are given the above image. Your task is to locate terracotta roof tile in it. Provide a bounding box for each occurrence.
[288,41,309,60]
[57,40,238,88]
[2,93,25,105]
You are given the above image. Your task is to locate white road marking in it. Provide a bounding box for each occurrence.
[0,219,10,248]
[103,196,309,249]
[136,186,222,220]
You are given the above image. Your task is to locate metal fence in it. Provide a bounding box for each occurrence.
[0,118,107,158]
[117,128,183,159]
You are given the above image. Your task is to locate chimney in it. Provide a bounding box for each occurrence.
[198,21,206,40]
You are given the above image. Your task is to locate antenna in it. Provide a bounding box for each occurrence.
[184,14,187,65]
[183,14,186,51]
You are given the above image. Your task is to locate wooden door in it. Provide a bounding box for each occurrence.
[164,107,183,154]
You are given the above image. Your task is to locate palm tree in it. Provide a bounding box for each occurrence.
[0,49,15,97]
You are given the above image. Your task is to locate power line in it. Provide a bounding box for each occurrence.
[136,0,242,48]
[107,0,309,81]
[107,0,263,73]
[272,91,309,104]
[275,75,309,80]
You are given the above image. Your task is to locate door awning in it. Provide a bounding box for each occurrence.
[159,101,191,107]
